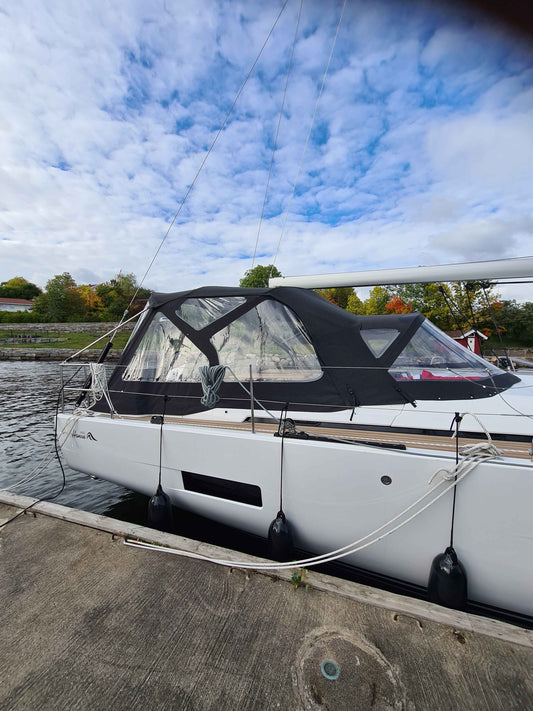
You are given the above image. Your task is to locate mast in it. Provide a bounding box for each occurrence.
[268,256,533,289]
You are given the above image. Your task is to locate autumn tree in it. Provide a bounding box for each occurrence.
[316,287,354,310]
[78,284,104,321]
[385,294,413,314]
[239,264,282,288]
[364,286,392,315]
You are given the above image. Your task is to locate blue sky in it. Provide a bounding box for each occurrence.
[1,0,532,300]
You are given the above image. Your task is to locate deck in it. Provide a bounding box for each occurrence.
[119,413,533,461]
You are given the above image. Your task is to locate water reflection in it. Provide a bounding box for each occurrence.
[0,361,131,513]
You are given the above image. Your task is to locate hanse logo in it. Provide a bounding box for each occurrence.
[72,431,98,442]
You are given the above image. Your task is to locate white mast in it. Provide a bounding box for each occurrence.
[268,256,533,289]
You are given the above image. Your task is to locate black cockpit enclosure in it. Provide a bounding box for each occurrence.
[94,286,518,417]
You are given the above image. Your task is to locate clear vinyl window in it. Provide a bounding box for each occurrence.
[122,312,208,382]
[210,299,322,382]
[389,319,501,381]
[176,296,246,331]
[361,328,400,358]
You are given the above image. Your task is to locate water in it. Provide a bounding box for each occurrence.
[0,360,272,554]
[0,361,133,513]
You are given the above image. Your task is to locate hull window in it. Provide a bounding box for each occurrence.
[182,471,263,507]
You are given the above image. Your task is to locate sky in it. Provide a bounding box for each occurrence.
[1,0,533,301]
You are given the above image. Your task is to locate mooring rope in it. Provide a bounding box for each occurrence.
[124,440,502,571]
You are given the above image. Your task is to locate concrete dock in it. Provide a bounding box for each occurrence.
[1,492,532,710]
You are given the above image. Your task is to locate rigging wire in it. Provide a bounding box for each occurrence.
[437,284,468,338]
[269,0,348,279]
[479,281,514,369]
[120,0,291,319]
[251,0,303,269]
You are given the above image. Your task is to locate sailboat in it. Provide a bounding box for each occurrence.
[56,256,533,623]
[54,0,533,622]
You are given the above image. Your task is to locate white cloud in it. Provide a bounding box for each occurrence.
[0,0,532,305]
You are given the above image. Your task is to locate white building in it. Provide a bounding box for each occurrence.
[0,298,34,312]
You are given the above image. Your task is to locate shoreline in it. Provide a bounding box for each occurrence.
[0,347,123,361]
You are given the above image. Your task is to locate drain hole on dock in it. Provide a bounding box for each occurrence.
[321,660,340,680]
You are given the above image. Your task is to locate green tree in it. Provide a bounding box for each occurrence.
[239,264,282,288]
[393,281,498,332]
[0,277,42,300]
[364,286,392,315]
[96,272,150,320]
[491,300,533,346]
[32,272,87,322]
[346,291,365,314]
[394,283,451,327]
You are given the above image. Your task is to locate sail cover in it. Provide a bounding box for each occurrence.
[93,286,518,417]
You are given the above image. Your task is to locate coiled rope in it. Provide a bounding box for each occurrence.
[199,365,227,408]
[80,363,114,411]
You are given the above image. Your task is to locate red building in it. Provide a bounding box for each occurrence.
[445,328,488,356]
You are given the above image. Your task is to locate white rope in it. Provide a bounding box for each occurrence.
[0,446,57,491]
[124,440,502,570]
[199,365,227,408]
[79,363,112,411]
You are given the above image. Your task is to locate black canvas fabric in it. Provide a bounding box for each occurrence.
[93,286,518,416]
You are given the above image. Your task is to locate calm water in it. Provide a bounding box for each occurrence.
[0,361,134,512]
[0,360,271,553]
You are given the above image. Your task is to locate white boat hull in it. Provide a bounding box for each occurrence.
[57,412,533,619]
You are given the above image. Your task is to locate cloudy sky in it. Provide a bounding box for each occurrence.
[1,0,532,300]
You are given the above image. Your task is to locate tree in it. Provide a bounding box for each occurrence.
[31,272,87,322]
[346,291,365,314]
[96,272,150,320]
[385,294,413,314]
[316,287,354,310]
[393,281,499,332]
[78,284,104,321]
[0,277,42,300]
[491,300,533,346]
[239,264,282,288]
[364,286,392,315]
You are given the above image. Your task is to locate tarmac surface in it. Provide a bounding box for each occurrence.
[1,493,532,710]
